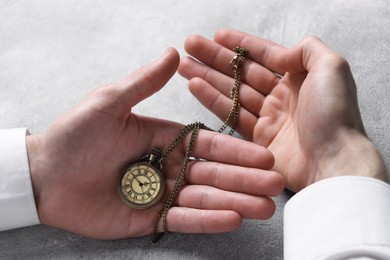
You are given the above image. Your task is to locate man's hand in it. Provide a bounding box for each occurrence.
[179,29,387,192]
[26,48,284,240]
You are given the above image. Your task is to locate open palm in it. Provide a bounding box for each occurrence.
[179,29,374,192]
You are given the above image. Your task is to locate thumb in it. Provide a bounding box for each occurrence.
[112,47,180,110]
[277,36,339,73]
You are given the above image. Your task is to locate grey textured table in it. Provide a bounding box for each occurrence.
[1,1,389,259]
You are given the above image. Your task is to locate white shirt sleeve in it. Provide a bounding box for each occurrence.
[284,176,390,260]
[0,128,40,231]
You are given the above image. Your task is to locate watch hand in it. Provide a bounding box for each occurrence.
[130,172,142,185]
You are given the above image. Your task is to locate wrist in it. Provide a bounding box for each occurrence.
[315,129,388,184]
[26,134,44,219]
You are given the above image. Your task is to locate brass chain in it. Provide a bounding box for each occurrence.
[159,123,212,161]
[152,122,209,242]
[152,47,248,243]
[217,46,248,135]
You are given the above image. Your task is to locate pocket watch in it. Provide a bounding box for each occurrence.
[119,148,165,209]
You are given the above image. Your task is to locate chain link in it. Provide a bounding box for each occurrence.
[152,47,248,243]
[159,123,212,162]
[217,46,249,135]
[152,122,208,242]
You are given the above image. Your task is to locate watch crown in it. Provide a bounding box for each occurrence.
[148,148,162,169]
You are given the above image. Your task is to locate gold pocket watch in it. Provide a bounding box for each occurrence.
[119,148,165,209]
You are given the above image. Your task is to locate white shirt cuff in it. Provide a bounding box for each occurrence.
[284,176,390,260]
[0,128,40,231]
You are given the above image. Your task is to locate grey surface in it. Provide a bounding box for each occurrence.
[1,0,389,259]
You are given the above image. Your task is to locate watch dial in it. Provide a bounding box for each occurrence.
[119,162,164,209]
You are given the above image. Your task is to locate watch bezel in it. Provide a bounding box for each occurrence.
[119,161,165,209]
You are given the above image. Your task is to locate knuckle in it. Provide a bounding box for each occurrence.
[331,54,350,70]
[91,83,117,99]
[300,35,351,71]
[320,53,350,72]
[302,35,323,44]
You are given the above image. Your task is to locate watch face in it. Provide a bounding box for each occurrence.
[119,161,165,209]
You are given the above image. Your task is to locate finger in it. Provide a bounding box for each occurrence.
[176,185,276,220]
[214,30,343,76]
[101,48,180,112]
[189,128,274,169]
[180,56,265,116]
[214,29,288,75]
[181,34,280,95]
[188,77,259,140]
[160,207,242,233]
[276,36,346,73]
[186,161,284,196]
